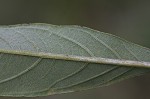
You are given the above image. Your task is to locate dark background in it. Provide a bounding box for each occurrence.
[0,0,150,99]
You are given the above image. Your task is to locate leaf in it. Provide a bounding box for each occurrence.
[0,23,150,97]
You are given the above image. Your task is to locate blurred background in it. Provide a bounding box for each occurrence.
[0,0,150,99]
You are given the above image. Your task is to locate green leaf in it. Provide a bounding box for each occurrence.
[0,23,150,97]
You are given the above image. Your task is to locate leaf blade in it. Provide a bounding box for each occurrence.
[0,23,150,97]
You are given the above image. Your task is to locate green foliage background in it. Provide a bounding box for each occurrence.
[0,0,150,99]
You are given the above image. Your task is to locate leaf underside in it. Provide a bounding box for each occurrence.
[0,23,150,97]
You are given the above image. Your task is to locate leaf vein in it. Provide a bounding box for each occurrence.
[12,29,41,52]
[53,66,119,90]
[70,28,121,59]
[0,58,42,84]
[50,63,89,88]
[16,27,95,57]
